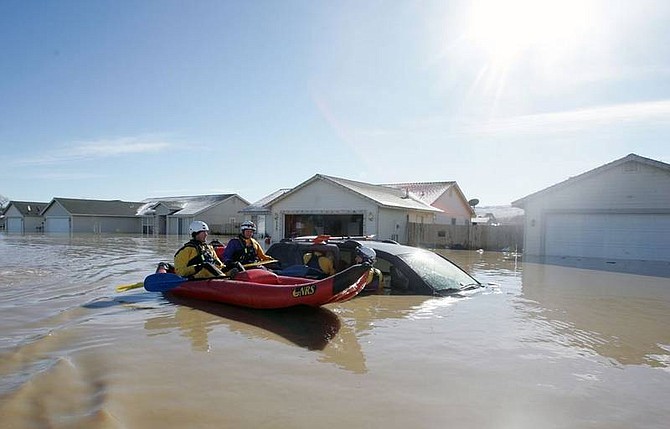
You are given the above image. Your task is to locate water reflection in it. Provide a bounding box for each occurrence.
[144,295,342,350]
[521,262,670,368]
[142,295,373,373]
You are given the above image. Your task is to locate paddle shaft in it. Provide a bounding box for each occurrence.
[116,259,279,292]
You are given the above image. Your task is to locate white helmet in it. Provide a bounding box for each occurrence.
[356,246,376,263]
[189,220,209,235]
[240,221,257,232]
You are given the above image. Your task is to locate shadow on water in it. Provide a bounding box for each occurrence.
[82,294,158,309]
[144,294,342,352]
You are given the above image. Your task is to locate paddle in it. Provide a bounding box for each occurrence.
[115,281,145,293]
[144,260,279,292]
[115,259,279,293]
[144,273,188,292]
[243,259,278,268]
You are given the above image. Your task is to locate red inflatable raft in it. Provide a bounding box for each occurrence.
[143,263,372,309]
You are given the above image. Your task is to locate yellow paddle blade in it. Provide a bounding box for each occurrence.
[115,281,144,293]
[242,259,278,268]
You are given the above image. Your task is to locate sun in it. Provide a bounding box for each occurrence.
[466,0,593,67]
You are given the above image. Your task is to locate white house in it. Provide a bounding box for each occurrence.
[512,154,670,264]
[3,201,48,233]
[265,174,441,244]
[137,194,250,235]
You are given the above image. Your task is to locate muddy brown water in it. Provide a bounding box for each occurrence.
[1,234,668,428]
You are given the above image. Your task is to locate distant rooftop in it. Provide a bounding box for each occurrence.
[242,189,291,213]
[137,194,242,216]
[381,182,456,205]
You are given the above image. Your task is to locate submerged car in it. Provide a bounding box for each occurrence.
[266,236,481,296]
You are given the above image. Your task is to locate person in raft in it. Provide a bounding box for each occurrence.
[222,221,274,269]
[302,250,336,277]
[354,246,384,294]
[174,221,226,278]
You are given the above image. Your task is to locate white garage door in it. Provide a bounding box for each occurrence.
[545,213,670,262]
[46,217,71,233]
[6,217,23,233]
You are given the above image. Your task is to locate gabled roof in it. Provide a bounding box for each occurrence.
[44,198,143,216]
[512,153,670,208]
[271,174,441,212]
[5,200,49,216]
[382,181,475,216]
[381,181,456,205]
[241,189,291,213]
[137,194,247,217]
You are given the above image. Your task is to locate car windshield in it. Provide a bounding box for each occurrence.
[398,250,479,292]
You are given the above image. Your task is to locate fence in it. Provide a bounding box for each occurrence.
[408,222,524,251]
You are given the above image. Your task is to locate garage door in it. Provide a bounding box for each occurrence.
[6,217,23,233]
[45,217,71,233]
[545,213,670,262]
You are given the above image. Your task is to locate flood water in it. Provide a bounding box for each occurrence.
[1,234,669,428]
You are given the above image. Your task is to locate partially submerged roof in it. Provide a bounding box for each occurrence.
[5,201,49,216]
[512,153,670,207]
[45,198,143,216]
[138,194,246,216]
[271,174,441,212]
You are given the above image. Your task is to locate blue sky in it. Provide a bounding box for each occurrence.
[2,0,669,206]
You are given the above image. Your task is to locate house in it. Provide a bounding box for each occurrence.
[240,189,291,238]
[265,174,441,244]
[474,206,526,226]
[512,154,670,265]
[383,181,474,225]
[42,198,144,233]
[137,194,250,235]
[3,201,48,233]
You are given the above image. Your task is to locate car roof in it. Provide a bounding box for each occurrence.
[279,236,426,257]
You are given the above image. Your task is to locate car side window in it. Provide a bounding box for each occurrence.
[339,248,355,271]
[389,265,411,293]
[373,256,391,275]
[368,255,400,293]
[266,243,302,268]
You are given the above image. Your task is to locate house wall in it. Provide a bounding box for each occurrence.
[522,160,670,259]
[270,180,379,240]
[432,190,472,225]
[42,201,70,233]
[377,207,407,242]
[164,197,249,236]
[195,197,249,235]
[72,216,142,233]
[24,217,43,232]
[167,217,191,236]
[44,201,69,217]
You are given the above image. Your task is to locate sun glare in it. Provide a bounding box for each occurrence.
[467,0,593,66]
